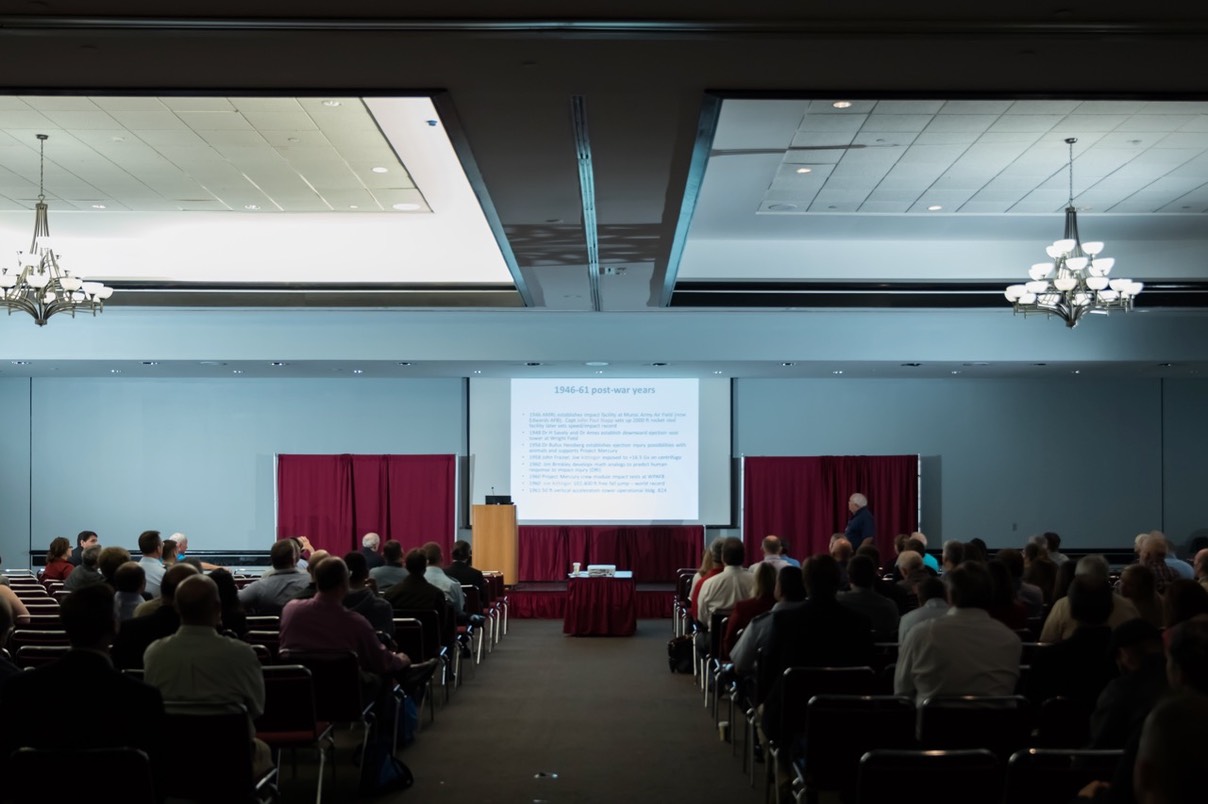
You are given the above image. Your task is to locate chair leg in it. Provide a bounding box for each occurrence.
[475,624,484,664]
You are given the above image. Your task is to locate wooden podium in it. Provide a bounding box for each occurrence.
[472,504,518,585]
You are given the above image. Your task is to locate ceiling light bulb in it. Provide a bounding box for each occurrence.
[244,204,260,210]
[371,166,389,174]
[832,101,853,109]
[927,205,943,211]
[392,203,422,211]
[322,100,342,107]
[91,204,106,209]
[795,167,812,174]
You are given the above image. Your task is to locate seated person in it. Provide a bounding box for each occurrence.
[210,568,249,638]
[69,530,99,567]
[1119,564,1164,629]
[113,561,147,622]
[0,597,20,690]
[1087,619,1168,749]
[289,549,331,601]
[111,563,200,669]
[1041,555,1140,643]
[370,540,408,593]
[443,540,488,606]
[40,536,75,581]
[97,545,131,586]
[0,584,164,763]
[63,544,105,592]
[343,550,395,638]
[384,548,450,642]
[730,565,807,678]
[986,558,1030,631]
[837,554,900,641]
[0,583,30,627]
[723,561,777,659]
[237,539,311,614]
[898,576,948,643]
[1025,576,1116,721]
[858,544,913,614]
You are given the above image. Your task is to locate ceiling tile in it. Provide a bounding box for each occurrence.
[91,97,168,112]
[239,111,319,132]
[179,111,254,131]
[924,115,998,134]
[161,98,237,113]
[107,111,189,130]
[939,101,1012,115]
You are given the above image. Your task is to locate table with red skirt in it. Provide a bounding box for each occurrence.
[562,571,637,636]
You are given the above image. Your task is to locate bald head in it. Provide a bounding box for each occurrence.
[306,550,330,580]
[160,562,200,602]
[175,574,221,627]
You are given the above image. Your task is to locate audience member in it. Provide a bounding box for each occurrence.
[898,577,948,642]
[113,561,147,621]
[1131,694,1207,804]
[829,536,853,588]
[343,550,395,637]
[360,532,385,569]
[844,493,876,550]
[420,541,465,616]
[97,545,131,585]
[907,535,940,573]
[696,537,755,627]
[986,558,1030,631]
[69,530,99,566]
[161,538,179,568]
[63,544,105,592]
[1025,577,1116,718]
[0,584,28,626]
[111,563,200,669]
[170,532,221,571]
[41,536,75,581]
[1052,558,1079,604]
[289,549,331,601]
[730,565,807,678]
[144,573,271,775]
[754,535,793,572]
[136,530,166,597]
[1134,533,1181,594]
[0,584,164,762]
[210,567,248,638]
[778,539,801,568]
[281,557,415,700]
[722,561,776,658]
[237,539,311,614]
[895,550,929,593]
[370,540,408,593]
[857,544,912,614]
[1163,578,1208,628]
[762,554,873,736]
[444,539,489,607]
[689,538,725,621]
[895,562,1021,705]
[1148,530,1194,580]
[837,554,900,641]
[1195,547,1208,593]
[1087,619,1168,750]
[291,536,315,569]
[1038,531,1070,565]
[1023,541,1058,604]
[384,548,451,645]
[997,547,1045,616]
[1119,564,1164,629]
[941,540,965,573]
[0,596,19,690]
[1041,555,1140,643]
[964,538,990,565]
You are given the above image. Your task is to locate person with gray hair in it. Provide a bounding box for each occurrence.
[844,492,876,551]
[63,544,106,592]
[1040,553,1140,643]
[360,531,385,569]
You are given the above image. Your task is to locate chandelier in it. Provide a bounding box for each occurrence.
[1004,137,1142,328]
[0,134,114,326]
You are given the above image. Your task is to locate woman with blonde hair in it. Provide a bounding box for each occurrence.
[41,536,74,581]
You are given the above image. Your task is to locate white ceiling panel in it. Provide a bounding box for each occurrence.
[939,101,1013,115]
[240,111,319,131]
[107,111,189,130]
[161,98,237,112]
[39,110,123,130]
[90,98,168,112]
[178,111,254,131]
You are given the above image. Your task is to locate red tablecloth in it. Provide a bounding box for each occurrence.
[562,576,637,636]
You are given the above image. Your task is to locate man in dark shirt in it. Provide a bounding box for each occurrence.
[360,532,385,570]
[384,548,452,646]
[68,529,99,567]
[1088,619,1168,749]
[111,563,200,669]
[844,492,876,551]
[444,540,487,603]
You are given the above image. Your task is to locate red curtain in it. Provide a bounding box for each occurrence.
[743,455,918,561]
[516,525,703,583]
[277,454,455,556]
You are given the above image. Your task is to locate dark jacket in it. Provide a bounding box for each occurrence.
[844,507,876,550]
[111,606,181,669]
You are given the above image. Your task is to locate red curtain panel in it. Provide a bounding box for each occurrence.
[517,525,703,583]
[743,455,918,561]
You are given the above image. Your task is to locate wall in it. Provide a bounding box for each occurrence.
[1161,380,1208,549]
[19,378,465,561]
[0,379,31,572]
[734,378,1169,550]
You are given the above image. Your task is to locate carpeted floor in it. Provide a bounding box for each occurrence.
[276,618,767,803]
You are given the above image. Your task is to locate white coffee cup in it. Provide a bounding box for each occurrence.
[572,562,581,574]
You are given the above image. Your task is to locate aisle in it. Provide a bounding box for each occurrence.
[392,618,764,804]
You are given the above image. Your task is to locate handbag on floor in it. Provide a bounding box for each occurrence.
[359,737,415,796]
[667,635,694,673]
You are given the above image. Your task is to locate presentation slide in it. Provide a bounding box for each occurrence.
[510,379,700,520]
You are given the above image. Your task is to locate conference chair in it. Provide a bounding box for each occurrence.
[6,747,156,804]
[7,629,70,657]
[14,644,70,669]
[391,608,451,703]
[705,609,731,708]
[162,700,279,803]
[245,614,281,631]
[1004,748,1123,804]
[673,568,696,637]
[484,571,508,639]
[857,749,1002,804]
[795,695,916,804]
[256,664,335,804]
[460,584,488,664]
[277,649,376,775]
[245,629,281,659]
[1033,696,1093,748]
[918,695,1035,760]
[392,617,436,724]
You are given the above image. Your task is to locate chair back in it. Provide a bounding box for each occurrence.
[245,615,280,631]
[393,608,442,662]
[804,695,916,797]
[257,664,325,737]
[858,749,1001,804]
[7,747,155,804]
[245,629,280,659]
[8,629,70,654]
[14,644,70,669]
[708,609,730,660]
[1033,696,1093,748]
[393,617,426,661]
[775,666,878,742]
[461,584,485,616]
[276,649,372,724]
[1004,748,1123,804]
[919,695,1034,759]
[161,701,269,801]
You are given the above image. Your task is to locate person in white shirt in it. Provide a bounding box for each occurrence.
[421,541,465,615]
[895,562,1021,705]
[136,530,166,598]
[898,576,949,642]
[750,535,791,573]
[697,538,756,626]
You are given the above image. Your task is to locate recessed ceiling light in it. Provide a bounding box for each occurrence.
[832,370,845,375]
[270,362,287,367]
[110,369,122,374]
[781,362,795,367]
[713,371,724,375]
[371,166,389,174]
[91,204,106,209]
[232,370,243,374]
[287,137,300,143]
[525,362,542,367]
[963,362,991,367]
[397,362,412,367]
[795,167,812,174]
[901,362,921,367]
[767,203,798,211]
[244,204,260,210]
[585,361,608,367]
[392,203,422,211]
[10,360,28,365]
[651,362,667,367]
[473,370,482,374]
[927,205,943,211]
[1159,363,1173,368]
[348,205,358,209]
[595,370,604,375]
[950,370,962,375]
[141,361,158,366]
[110,136,125,142]
[1071,370,1081,375]
[199,361,227,366]
[321,100,342,107]
[832,101,853,109]
[352,369,364,374]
